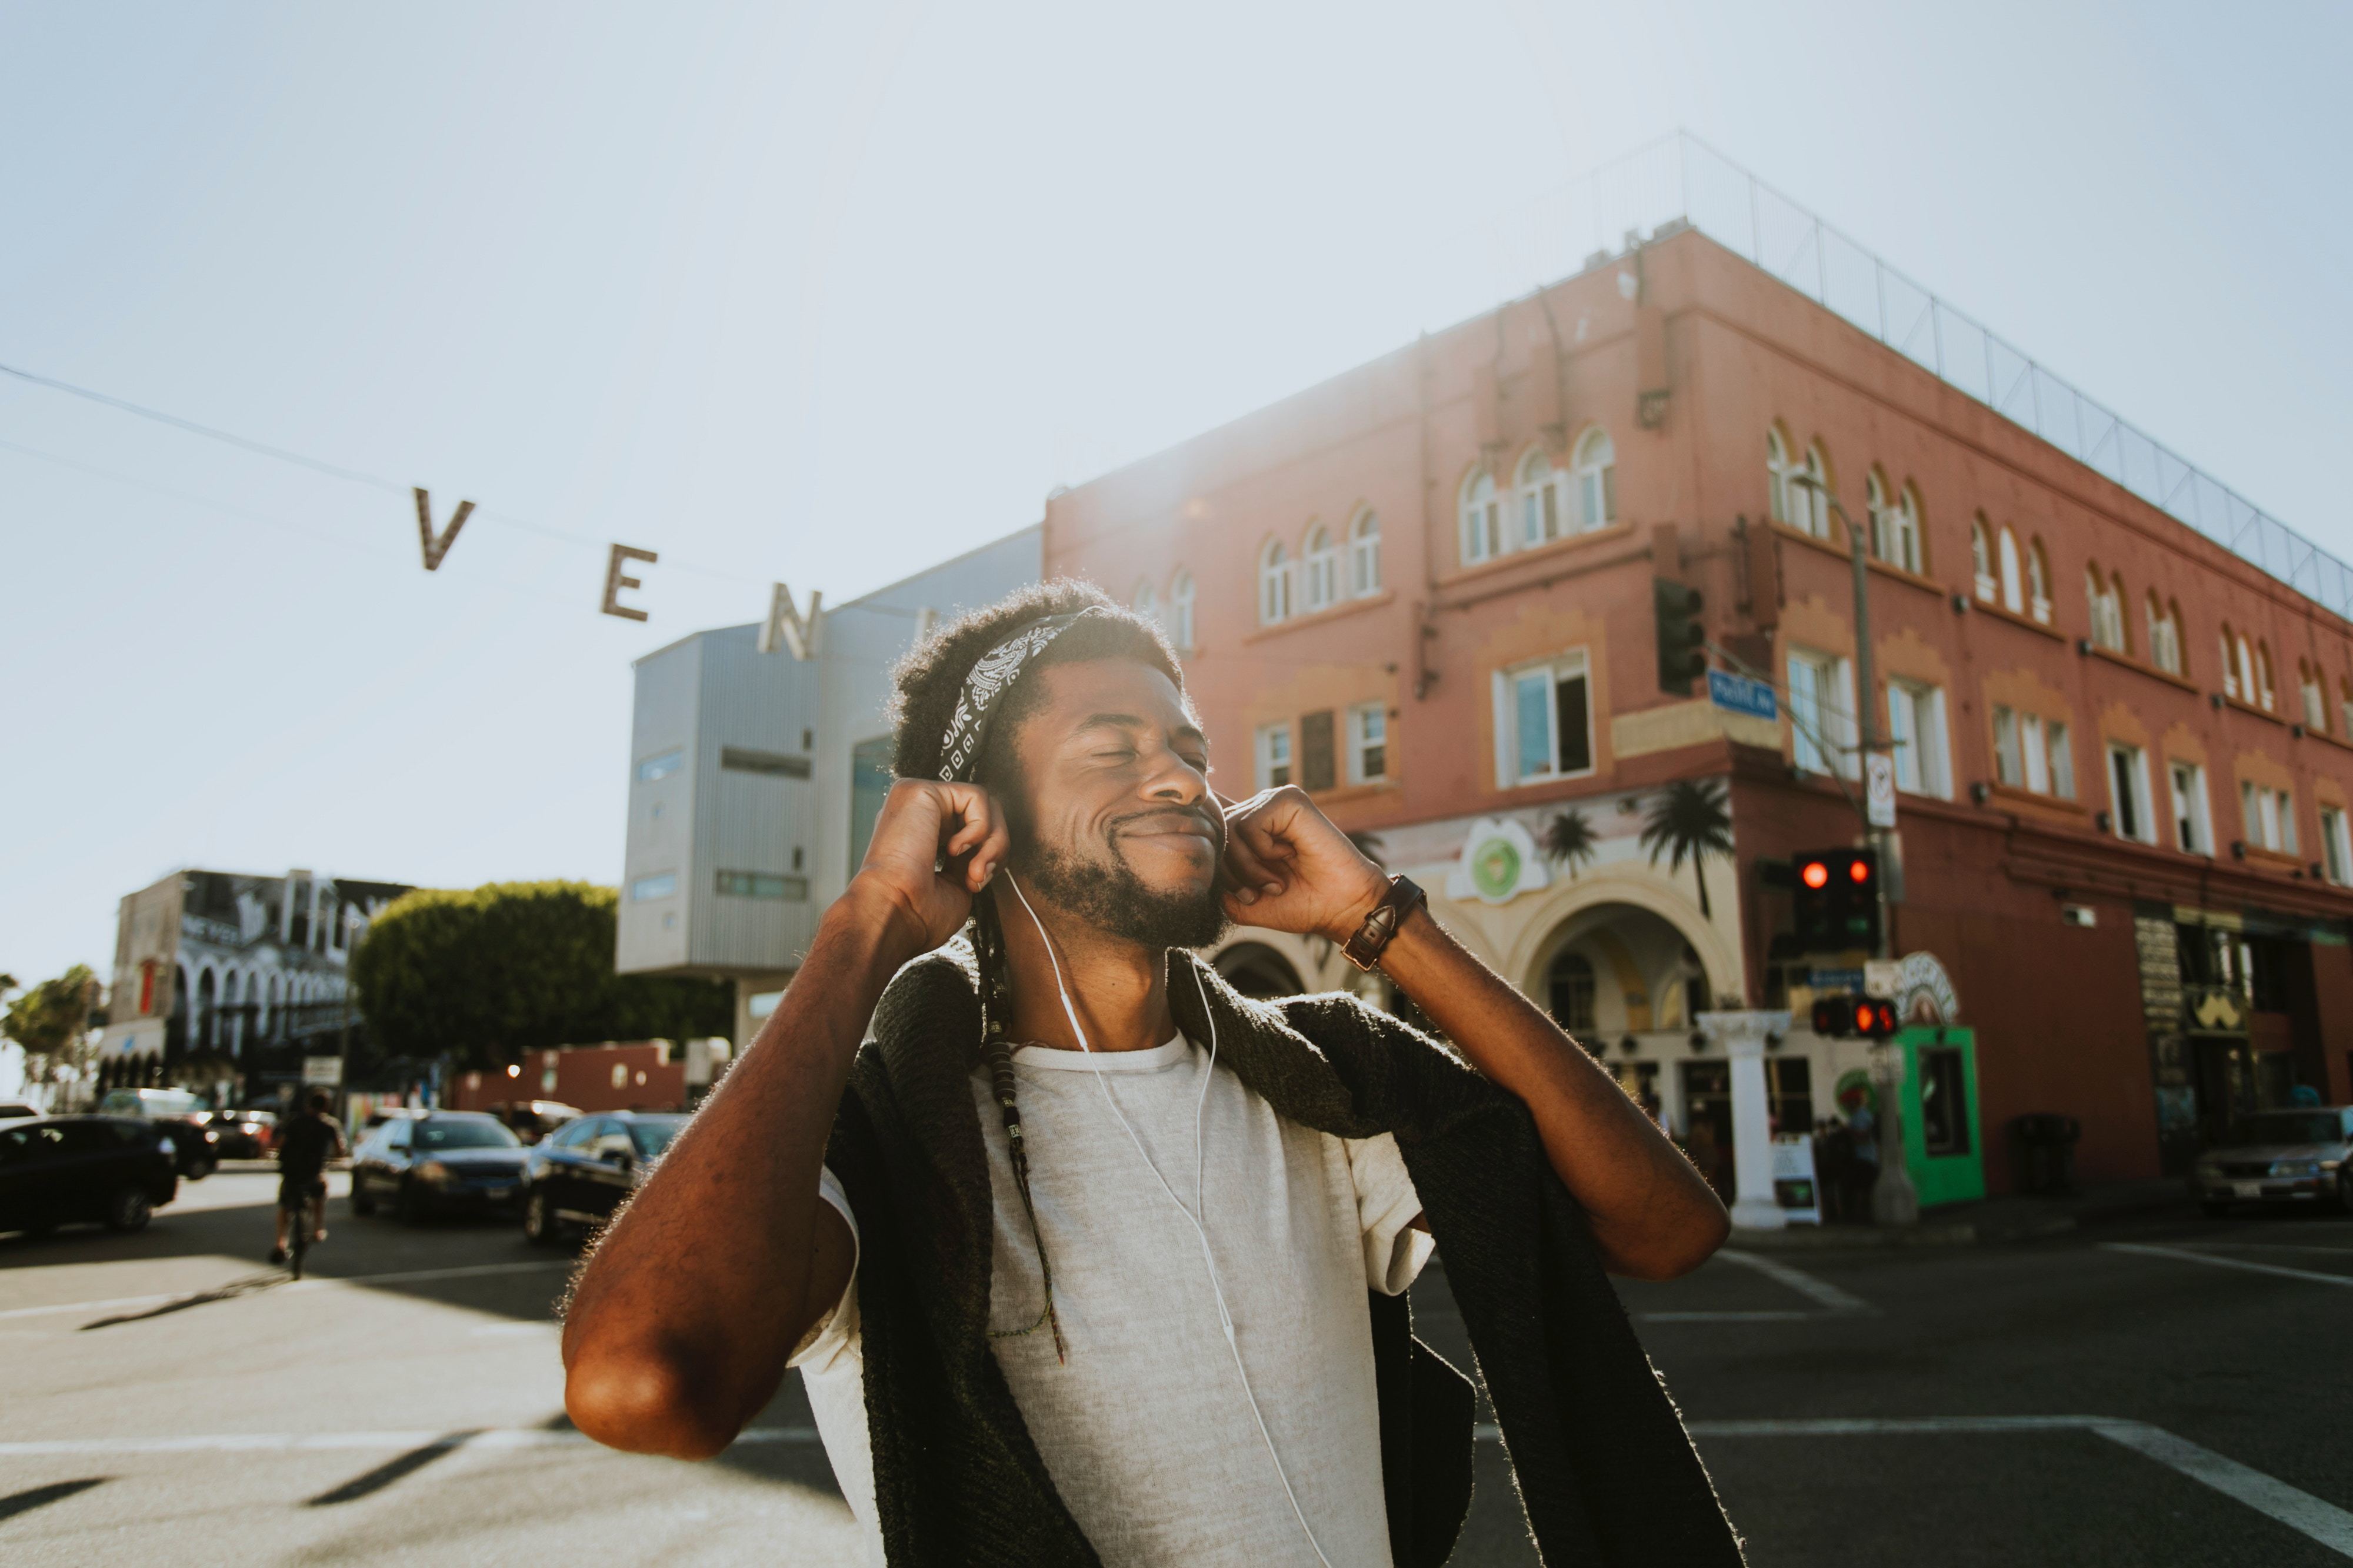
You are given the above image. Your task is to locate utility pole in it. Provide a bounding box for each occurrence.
[1801,477,1920,1227]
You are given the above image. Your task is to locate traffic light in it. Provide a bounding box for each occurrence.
[1811,994,1897,1039]
[1791,848,1882,953]
[1653,578,1706,695]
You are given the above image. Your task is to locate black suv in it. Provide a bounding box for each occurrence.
[0,1117,179,1236]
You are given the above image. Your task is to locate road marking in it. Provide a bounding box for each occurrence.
[2104,1242,2353,1288]
[2191,1242,2353,1257]
[0,1260,571,1323]
[1637,1247,1873,1322]
[14,1412,2349,1552]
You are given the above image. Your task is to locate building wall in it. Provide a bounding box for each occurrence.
[1042,225,2353,1192]
[446,1041,686,1115]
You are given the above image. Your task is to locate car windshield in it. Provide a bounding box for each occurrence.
[414,1119,520,1150]
[629,1117,686,1157]
[2224,1112,2342,1147]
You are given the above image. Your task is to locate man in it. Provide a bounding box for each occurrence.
[564,583,1742,1565]
[271,1089,346,1264]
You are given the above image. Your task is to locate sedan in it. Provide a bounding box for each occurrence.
[0,1116,179,1236]
[208,1108,278,1159]
[2192,1106,2353,1215]
[521,1110,686,1245]
[349,1112,529,1223]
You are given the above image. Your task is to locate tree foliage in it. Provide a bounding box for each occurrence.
[1541,808,1598,878]
[1639,779,1735,919]
[2,965,101,1085]
[349,881,732,1068]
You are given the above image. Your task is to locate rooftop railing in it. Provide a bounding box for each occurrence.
[1466,131,2349,620]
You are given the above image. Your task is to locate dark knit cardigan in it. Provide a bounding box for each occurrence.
[822,942,1745,1567]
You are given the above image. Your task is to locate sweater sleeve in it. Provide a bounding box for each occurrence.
[1345,1132,1435,1296]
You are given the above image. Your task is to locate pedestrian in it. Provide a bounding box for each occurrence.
[561,583,1743,1566]
[271,1089,346,1264]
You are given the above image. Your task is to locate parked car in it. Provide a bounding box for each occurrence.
[95,1087,220,1179]
[208,1108,278,1159]
[0,1116,179,1236]
[349,1112,528,1222]
[0,1102,42,1124]
[485,1099,583,1145]
[2192,1106,2353,1215]
[520,1110,686,1245]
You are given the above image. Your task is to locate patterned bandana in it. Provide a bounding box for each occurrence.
[936,609,1109,783]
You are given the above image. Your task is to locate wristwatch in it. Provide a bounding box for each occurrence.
[1341,875,1427,972]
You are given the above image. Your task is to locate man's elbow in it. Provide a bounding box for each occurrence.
[1611,1200,1732,1282]
[564,1345,741,1461]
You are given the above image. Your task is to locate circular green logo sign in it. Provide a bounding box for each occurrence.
[1471,837,1522,900]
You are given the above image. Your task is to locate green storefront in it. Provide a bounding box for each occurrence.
[1892,1026,1985,1206]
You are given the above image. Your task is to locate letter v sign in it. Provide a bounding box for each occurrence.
[414,487,475,571]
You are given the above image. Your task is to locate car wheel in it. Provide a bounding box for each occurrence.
[523,1187,560,1246]
[350,1177,376,1217]
[186,1157,215,1182]
[105,1186,153,1233]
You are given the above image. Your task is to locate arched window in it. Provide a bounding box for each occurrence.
[1572,427,1617,532]
[1258,539,1290,625]
[1517,448,1562,546]
[1169,571,1195,651]
[2147,593,2181,675]
[2222,624,2241,700]
[1301,523,1338,612]
[2028,540,2052,623]
[1796,442,1832,538]
[1459,469,1501,565]
[1971,515,1995,602]
[2340,675,2353,739]
[1547,950,1597,1035]
[1997,526,2024,613]
[1132,580,1158,628]
[2087,563,2125,652]
[1891,482,1924,574]
[1348,510,1381,597]
[1767,427,1798,526]
[2256,642,2277,710]
[1866,471,1891,559]
[2301,661,2328,730]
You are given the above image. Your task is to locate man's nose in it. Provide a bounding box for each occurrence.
[1139,743,1208,803]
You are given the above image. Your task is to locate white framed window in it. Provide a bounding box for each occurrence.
[1885,679,1949,797]
[1494,650,1594,786]
[628,871,678,902]
[2322,805,2351,885]
[2087,566,2126,652]
[1348,702,1388,783]
[1794,442,1831,537]
[1874,481,1922,573]
[1787,648,1857,778]
[1571,427,1617,532]
[1997,708,2072,798]
[1997,527,2024,615]
[2169,761,2211,855]
[2301,668,2327,731]
[1302,524,1338,612]
[1258,539,1291,625]
[2028,541,2052,624]
[1993,705,2024,788]
[1517,448,1563,547]
[2107,743,2154,843]
[2256,643,2277,710]
[2048,720,2075,798]
[1971,516,1996,603]
[2241,782,2295,853]
[1169,571,1195,650]
[1348,511,1381,597]
[2147,596,2181,675]
[2279,789,2298,853]
[1255,722,1293,789]
[1768,429,1799,527]
[1460,469,1502,565]
[2022,714,2050,793]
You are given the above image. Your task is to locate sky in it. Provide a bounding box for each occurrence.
[4,1,2349,988]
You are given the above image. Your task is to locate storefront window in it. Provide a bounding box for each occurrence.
[1919,1047,1969,1156]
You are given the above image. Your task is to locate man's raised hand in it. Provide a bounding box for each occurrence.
[846,779,1011,961]
[1216,786,1392,944]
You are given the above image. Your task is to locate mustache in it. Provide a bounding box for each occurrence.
[1108,802,1227,854]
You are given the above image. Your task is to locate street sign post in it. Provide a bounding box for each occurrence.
[302,1056,344,1086]
[1865,752,1897,828]
[1707,668,1778,720]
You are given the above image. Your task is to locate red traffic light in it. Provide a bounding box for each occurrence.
[1852,1000,1897,1039]
[1801,860,1830,890]
[1848,858,1871,884]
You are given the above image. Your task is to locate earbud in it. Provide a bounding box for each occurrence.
[998,870,1334,1568]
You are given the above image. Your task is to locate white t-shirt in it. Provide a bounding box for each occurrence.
[792,1033,1432,1567]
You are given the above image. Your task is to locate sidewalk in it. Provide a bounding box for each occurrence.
[1731,1177,2188,1250]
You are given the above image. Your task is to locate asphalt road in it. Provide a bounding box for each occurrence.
[3,1167,2348,1566]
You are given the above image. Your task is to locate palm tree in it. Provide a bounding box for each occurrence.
[1639,779,1734,919]
[1541,808,1598,878]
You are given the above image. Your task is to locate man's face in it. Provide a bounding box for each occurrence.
[999,658,1228,950]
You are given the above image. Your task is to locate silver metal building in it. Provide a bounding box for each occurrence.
[615,525,1043,1039]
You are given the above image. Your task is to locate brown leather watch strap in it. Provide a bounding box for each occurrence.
[1341,875,1426,972]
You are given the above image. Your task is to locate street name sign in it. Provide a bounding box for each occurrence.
[302,1056,344,1086]
[1707,669,1778,720]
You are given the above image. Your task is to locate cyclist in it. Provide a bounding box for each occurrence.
[271,1090,348,1265]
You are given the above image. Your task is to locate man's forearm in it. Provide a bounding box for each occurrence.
[562,888,916,1454]
[1374,906,1728,1279]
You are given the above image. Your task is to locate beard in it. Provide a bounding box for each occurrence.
[1020,829,1230,952]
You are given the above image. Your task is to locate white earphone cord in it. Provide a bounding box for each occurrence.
[1001,871,1337,1568]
